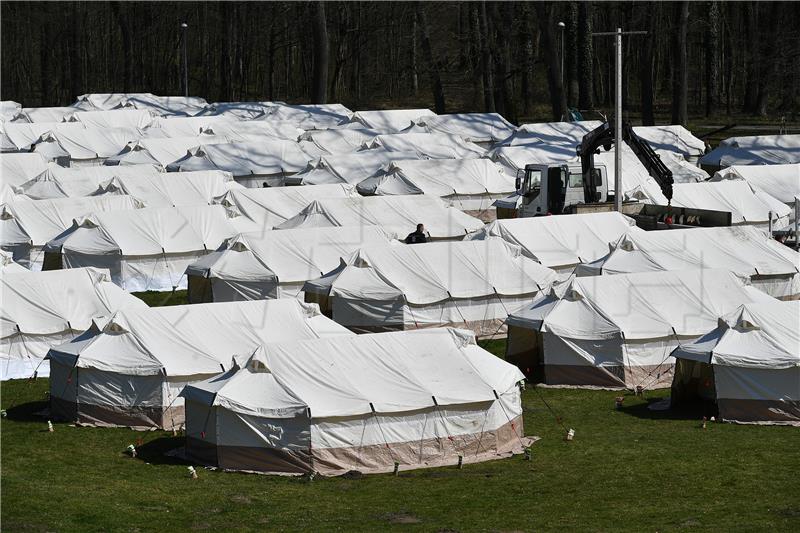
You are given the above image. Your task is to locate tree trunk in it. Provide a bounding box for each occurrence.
[418,3,445,113]
[519,3,534,115]
[566,2,579,107]
[671,1,689,126]
[110,1,132,93]
[705,2,720,116]
[69,2,83,101]
[411,10,419,95]
[479,2,495,112]
[577,2,594,110]
[639,8,655,126]
[311,1,329,104]
[535,3,567,121]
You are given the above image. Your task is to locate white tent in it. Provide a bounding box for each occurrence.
[710,164,800,207]
[467,212,638,276]
[201,120,302,141]
[97,170,240,207]
[575,226,800,300]
[1,121,87,151]
[664,181,791,228]
[287,149,420,186]
[501,121,603,147]
[186,225,391,302]
[277,194,485,239]
[12,164,162,200]
[304,238,559,337]
[19,106,86,123]
[44,204,237,292]
[632,125,706,163]
[48,299,351,429]
[105,135,231,168]
[166,140,312,187]
[32,127,143,166]
[68,109,154,129]
[369,133,486,159]
[195,101,277,120]
[1,195,142,270]
[672,301,800,425]
[0,248,25,272]
[0,152,49,188]
[147,115,233,137]
[357,159,516,221]
[218,183,357,232]
[350,109,435,133]
[412,113,516,145]
[264,103,353,129]
[505,269,776,389]
[699,134,800,171]
[74,93,161,110]
[0,101,22,122]
[182,328,530,475]
[74,93,208,115]
[1,267,146,380]
[298,127,380,154]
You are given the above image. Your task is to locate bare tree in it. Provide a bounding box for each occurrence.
[310,1,329,104]
[671,1,689,126]
[577,1,594,110]
[535,3,567,121]
[417,2,445,113]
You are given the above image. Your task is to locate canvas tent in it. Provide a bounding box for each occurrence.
[1,122,87,152]
[44,205,237,292]
[632,125,706,163]
[575,226,800,300]
[369,133,485,159]
[96,170,240,207]
[505,269,776,389]
[1,195,141,270]
[0,101,22,122]
[350,109,434,133]
[201,120,302,141]
[182,328,530,475]
[1,267,146,380]
[298,127,380,154]
[264,103,352,129]
[411,113,516,145]
[218,183,356,232]
[276,194,485,239]
[48,299,351,429]
[12,164,163,200]
[105,135,230,168]
[0,152,49,188]
[19,106,87,123]
[467,212,638,276]
[357,159,516,221]
[68,109,154,130]
[710,164,800,207]
[195,101,277,120]
[166,140,312,187]
[0,248,25,272]
[304,238,559,337]
[186,225,391,303]
[32,127,143,166]
[699,135,800,172]
[670,301,799,425]
[74,93,209,115]
[287,149,420,186]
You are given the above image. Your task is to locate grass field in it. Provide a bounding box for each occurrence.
[3,338,798,532]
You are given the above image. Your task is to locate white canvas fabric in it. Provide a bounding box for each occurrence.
[298,127,381,154]
[166,140,311,187]
[501,121,604,147]
[2,122,87,151]
[277,194,485,239]
[351,109,435,133]
[575,226,800,300]
[672,301,800,425]
[0,152,49,187]
[1,195,142,270]
[369,133,485,159]
[196,101,278,120]
[263,103,352,129]
[358,159,516,214]
[74,93,160,110]
[307,239,558,336]
[412,113,515,143]
[48,299,351,429]
[106,135,231,168]
[97,170,240,207]
[664,181,791,227]
[68,109,154,129]
[1,267,146,380]
[710,164,800,206]
[20,106,84,123]
[33,127,143,165]
[120,95,209,116]
[45,205,237,292]
[186,225,392,301]
[632,125,706,162]
[201,120,302,141]
[0,248,26,272]
[507,269,777,389]
[148,115,233,137]
[467,212,638,275]
[699,135,800,169]
[289,149,420,186]
[218,183,357,232]
[0,101,22,122]
[656,151,709,183]
[12,164,163,200]
[181,328,529,475]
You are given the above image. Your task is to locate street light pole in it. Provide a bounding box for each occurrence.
[181,22,189,97]
[557,21,566,111]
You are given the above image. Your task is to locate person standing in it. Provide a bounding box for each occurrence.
[405,223,428,244]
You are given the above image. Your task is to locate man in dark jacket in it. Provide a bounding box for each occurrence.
[405,223,428,244]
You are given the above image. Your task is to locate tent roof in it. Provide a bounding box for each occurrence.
[351,109,435,133]
[468,212,638,269]
[20,106,86,123]
[2,122,87,151]
[107,135,231,168]
[326,238,559,305]
[503,120,603,147]
[0,152,49,187]
[413,113,515,143]
[49,299,351,376]
[1,267,146,338]
[369,133,485,159]
[294,149,420,186]
[166,140,311,176]
[0,101,21,122]
[710,164,800,205]
[1,195,141,247]
[632,125,706,158]
[508,269,776,340]
[99,170,238,207]
[667,181,791,224]
[672,301,800,369]
[186,225,391,284]
[50,204,236,256]
[33,127,143,160]
[68,109,154,129]
[13,164,162,200]
[219,183,356,232]
[699,135,800,167]
[0,248,26,272]
[201,120,302,141]
[298,127,381,154]
[358,158,516,197]
[578,225,800,278]
[148,115,232,137]
[264,103,353,129]
[276,194,485,238]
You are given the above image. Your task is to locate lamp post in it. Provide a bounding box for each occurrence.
[557,21,566,107]
[181,22,189,97]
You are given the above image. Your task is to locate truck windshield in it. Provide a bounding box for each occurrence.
[525,169,541,194]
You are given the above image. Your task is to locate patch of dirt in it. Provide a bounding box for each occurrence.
[190,522,211,530]
[230,494,252,504]
[382,512,422,524]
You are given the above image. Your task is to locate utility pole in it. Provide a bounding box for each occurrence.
[181,22,189,97]
[593,28,646,211]
[557,21,566,107]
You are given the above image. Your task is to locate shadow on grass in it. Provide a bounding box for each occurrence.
[5,400,49,423]
[136,435,193,466]
[621,396,718,422]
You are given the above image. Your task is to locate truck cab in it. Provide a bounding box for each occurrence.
[515,163,608,217]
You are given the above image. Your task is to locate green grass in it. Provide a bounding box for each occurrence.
[3,360,798,532]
